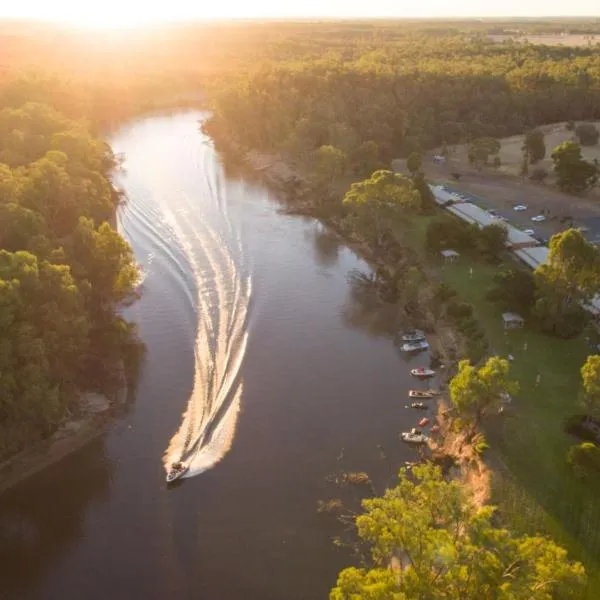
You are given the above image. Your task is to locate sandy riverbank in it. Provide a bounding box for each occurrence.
[0,394,112,494]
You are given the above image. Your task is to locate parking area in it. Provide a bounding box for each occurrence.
[424,160,600,247]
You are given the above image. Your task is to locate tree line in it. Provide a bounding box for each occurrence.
[0,101,140,459]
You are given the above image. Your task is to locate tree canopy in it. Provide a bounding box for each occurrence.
[330,463,585,600]
[450,356,517,428]
[551,141,599,193]
[0,101,139,458]
[343,170,419,245]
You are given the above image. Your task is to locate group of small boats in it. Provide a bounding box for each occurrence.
[398,329,429,353]
[401,386,441,445]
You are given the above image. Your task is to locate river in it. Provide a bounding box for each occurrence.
[0,112,432,600]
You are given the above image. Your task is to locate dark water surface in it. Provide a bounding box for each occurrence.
[0,112,430,600]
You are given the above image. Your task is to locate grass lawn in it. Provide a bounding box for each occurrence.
[440,258,600,595]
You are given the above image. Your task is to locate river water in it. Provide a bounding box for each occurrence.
[0,112,431,600]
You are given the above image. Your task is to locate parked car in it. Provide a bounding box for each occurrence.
[531,215,546,222]
[513,204,528,211]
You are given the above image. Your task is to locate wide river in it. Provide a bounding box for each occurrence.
[0,112,431,600]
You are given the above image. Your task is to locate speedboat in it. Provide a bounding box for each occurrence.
[411,402,427,409]
[400,340,429,352]
[399,329,426,342]
[410,368,436,378]
[401,428,429,444]
[408,389,438,399]
[166,462,189,484]
[418,417,430,427]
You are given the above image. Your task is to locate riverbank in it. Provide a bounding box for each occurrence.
[0,389,126,495]
[242,147,490,502]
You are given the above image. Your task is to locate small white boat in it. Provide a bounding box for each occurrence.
[411,368,436,378]
[400,329,426,342]
[408,389,438,399]
[166,462,189,483]
[400,340,429,352]
[401,428,429,444]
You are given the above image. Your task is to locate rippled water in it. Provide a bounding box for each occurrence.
[0,112,432,600]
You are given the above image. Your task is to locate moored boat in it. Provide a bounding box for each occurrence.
[400,340,429,352]
[418,417,430,427]
[166,462,189,483]
[401,428,429,444]
[399,329,426,342]
[410,402,427,409]
[410,368,436,378]
[408,389,438,399]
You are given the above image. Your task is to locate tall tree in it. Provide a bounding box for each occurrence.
[522,128,546,164]
[330,464,585,600]
[343,170,419,245]
[551,141,599,193]
[450,356,517,428]
[581,355,600,424]
[406,151,423,175]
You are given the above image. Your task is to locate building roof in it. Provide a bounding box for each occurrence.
[441,249,460,257]
[504,224,538,247]
[502,312,524,323]
[450,202,497,227]
[513,246,550,270]
[429,185,463,206]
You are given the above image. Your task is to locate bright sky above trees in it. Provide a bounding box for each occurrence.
[1,0,598,29]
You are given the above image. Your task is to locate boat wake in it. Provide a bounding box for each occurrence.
[157,143,251,479]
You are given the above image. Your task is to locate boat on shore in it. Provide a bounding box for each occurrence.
[410,368,436,378]
[408,389,438,399]
[401,428,429,444]
[400,340,429,352]
[399,329,426,342]
[166,462,189,483]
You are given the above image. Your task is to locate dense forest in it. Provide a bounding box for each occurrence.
[0,99,140,459]
[204,31,600,167]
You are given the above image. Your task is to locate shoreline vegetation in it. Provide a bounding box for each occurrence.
[0,101,144,491]
[215,132,600,592]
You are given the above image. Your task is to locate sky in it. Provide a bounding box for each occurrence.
[1,0,598,29]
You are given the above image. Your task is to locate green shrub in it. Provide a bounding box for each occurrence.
[567,442,600,478]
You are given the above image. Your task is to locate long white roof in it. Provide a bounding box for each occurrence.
[513,246,550,269]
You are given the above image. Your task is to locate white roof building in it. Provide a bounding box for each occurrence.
[429,185,464,206]
[513,246,550,270]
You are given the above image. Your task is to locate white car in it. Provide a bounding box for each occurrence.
[531,215,546,222]
[523,229,535,236]
[513,204,528,211]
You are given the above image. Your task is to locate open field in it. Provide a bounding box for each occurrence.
[439,121,600,190]
[488,34,600,46]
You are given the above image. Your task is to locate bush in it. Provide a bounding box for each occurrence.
[447,301,474,320]
[575,123,599,146]
[567,442,600,478]
[564,414,600,442]
[529,167,548,182]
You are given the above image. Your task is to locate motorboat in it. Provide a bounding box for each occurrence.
[401,428,429,444]
[400,340,429,352]
[166,462,189,484]
[408,389,438,399]
[399,329,426,342]
[430,424,440,434]
[410,368,436,378]
[410,402,427,409]
[418,417,430,427]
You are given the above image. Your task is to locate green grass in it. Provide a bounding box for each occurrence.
[393,212,600,593]
[439,258,600,595]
